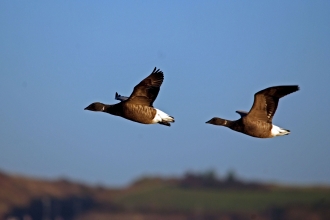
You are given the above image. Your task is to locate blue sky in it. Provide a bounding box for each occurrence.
[1,1,329,187]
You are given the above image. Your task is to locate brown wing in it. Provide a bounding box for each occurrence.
[246,85,299,123]
[126,67,164,106]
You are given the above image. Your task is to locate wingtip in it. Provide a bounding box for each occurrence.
[290,85,300,91]
[289,85,300,94]
[152,67,163,75]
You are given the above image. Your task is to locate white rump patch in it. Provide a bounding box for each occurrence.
[152,108,174,124]
[271,124,290,137]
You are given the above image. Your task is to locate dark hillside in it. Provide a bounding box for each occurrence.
[1,170,330,220]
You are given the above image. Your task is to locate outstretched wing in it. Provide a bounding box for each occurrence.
[246,85,299,123]
[126,67,164,106]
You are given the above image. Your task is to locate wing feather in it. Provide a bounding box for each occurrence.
[126,67,164,106]
[246,85,299,123]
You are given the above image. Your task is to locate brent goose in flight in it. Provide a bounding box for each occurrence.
[85,67,174,126]
[206,85,299,138]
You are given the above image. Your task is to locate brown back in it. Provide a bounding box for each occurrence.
[121,103,157,124]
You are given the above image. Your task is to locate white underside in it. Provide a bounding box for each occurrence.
[151,108,174,124]
[271,124,290,137]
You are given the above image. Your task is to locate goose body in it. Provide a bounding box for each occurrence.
[206,85,299,138]
[84,67,174,126]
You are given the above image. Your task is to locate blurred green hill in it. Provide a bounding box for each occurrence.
[1,170,330,220]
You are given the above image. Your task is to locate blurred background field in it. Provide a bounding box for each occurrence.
[1,170,330,219]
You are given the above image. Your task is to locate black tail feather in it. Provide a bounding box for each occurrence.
[158,121,171,126]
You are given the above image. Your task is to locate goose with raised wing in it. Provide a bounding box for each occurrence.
[85,67,174,126]
[206,85,299,138]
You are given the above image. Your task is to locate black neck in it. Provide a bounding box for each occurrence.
[104,103,122,116]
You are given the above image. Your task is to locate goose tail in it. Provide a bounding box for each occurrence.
[271,124,290,137]
[153,109,175,126]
